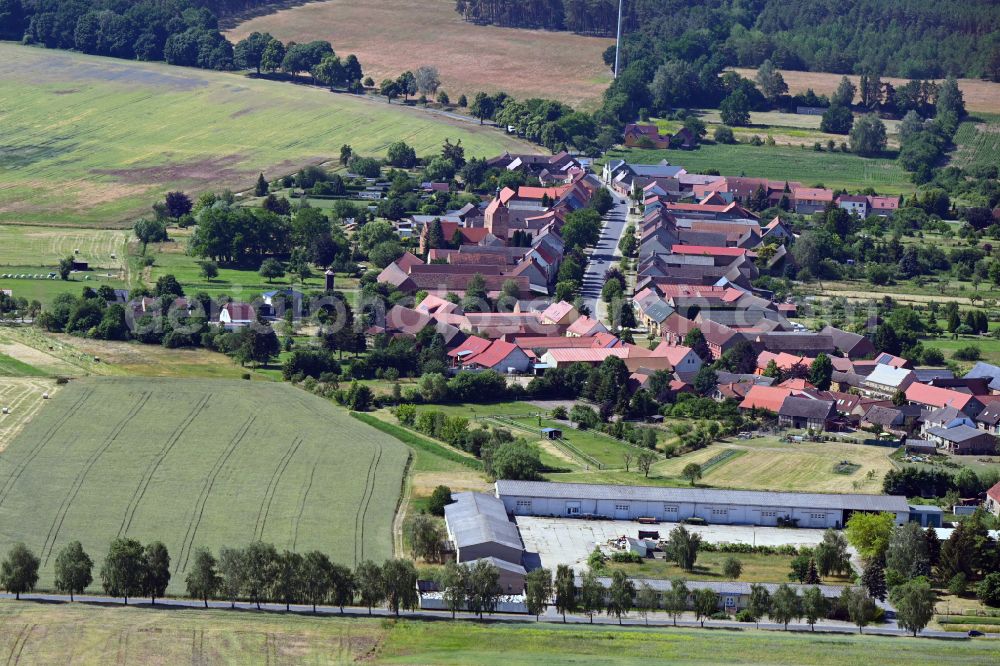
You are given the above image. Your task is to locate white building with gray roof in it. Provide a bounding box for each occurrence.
[495,481,910,529]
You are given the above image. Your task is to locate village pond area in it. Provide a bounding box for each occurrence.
[517,516,840,575]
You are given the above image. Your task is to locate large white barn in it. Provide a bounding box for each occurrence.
[495,481,910,529]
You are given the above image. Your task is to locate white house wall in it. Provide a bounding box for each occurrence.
[502,495,908,529]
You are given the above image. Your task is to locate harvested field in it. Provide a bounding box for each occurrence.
[0,378,56,452]
[0,378,409,592]
[0,43,537,228]
[225,0,613,108]
[0,601,385,664]
[731,68,1000,115]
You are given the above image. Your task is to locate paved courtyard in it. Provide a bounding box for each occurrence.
[516,516,838,572]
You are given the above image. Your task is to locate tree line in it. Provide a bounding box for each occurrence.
[457,1,1000,80]
[0,539,424,615]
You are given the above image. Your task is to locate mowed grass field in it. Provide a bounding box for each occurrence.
[0,377,408,593]
[652,438,895,494]
[0,225,127,270]
[225,0,613,108]
[1,603,997,665]
[0,43,537,228]
[731,68,1000,115]
[606,142,913,195]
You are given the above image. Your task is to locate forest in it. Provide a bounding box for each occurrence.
[455,0,1000,80]
[0,0,290,68]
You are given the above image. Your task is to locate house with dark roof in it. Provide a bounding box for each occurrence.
[623,123,672,149]
[778,396,836,431]
[820,325,876,359]
[924,423,997,455]
[218,302,255,328]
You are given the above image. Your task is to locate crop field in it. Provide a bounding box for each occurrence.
[0,377,408,592]
[731,68,1000,115]
[0,225,127,270]
[2,604,997,665]
[0,43,537,228]
[952,113,1000,171]
[225,0,613,109]
[606,142,913,195]
[0,378,56,452]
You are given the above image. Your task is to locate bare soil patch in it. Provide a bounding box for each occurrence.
[226,0,613,108]
[732,68,1000,115]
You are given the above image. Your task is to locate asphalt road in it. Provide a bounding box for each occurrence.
[2,592,991,640]
[580,188,630,322]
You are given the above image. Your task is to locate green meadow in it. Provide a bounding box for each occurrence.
[606,142,913,195]
[0,43,536,228]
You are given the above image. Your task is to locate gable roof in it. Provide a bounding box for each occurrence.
[779,396,835,420]
[905,383,979,411]
[739,385,793,412]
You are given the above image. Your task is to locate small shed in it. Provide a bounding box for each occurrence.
[541,427,562,440]
[71,259,89,271]
[904,439,937,455]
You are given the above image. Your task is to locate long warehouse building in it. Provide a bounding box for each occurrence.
[495,480,910,529]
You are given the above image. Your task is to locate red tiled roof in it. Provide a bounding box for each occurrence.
[448,336,492,359]
[904,383,978,410]
[739,386,793,412]
[396,251,423,272]
[463,339,522,369]
[671,245,752,257]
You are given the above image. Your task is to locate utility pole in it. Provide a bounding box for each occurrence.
[614,0,624,79]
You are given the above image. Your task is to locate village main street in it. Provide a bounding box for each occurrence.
[581,188,630,322]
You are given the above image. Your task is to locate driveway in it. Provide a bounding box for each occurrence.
[516,516,845,573]
[580,189,630,322]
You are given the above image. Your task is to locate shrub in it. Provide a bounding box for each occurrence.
[610,551,642,563]
[977,573,1000,607]
[953,345,982,361]
[735,609,756,622]
[713,126,735,144]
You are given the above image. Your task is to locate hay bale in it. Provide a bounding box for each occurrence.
[42,393,49,399]
[2,407,9,414]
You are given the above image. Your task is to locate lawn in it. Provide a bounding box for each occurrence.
[0,270,128,308]
[0,43,536,227]
[505,416,649,470]
[379,619,996,665]
[604,551,854,585]
[605,142,913,195]
[921,336,1000,366]
[142,229,336,301]
[3,602,998,665]
[650,438,895,494]
[0,377,409,593]
[225,0,613,109]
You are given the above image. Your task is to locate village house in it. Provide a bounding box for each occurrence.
[861,364,917,399]
[924,422,997,455]
[777,396,837,431]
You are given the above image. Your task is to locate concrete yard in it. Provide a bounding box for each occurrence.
[516,516,837,572]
